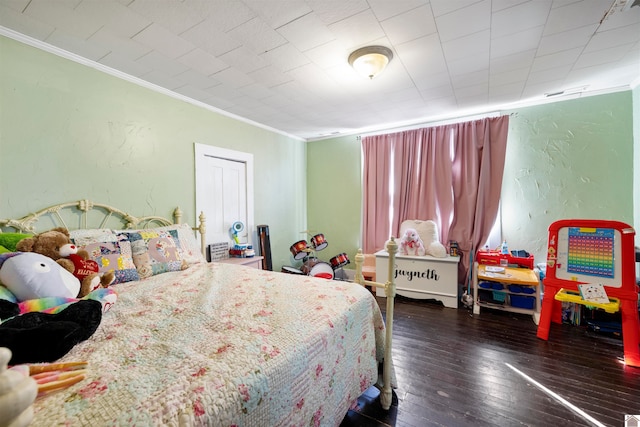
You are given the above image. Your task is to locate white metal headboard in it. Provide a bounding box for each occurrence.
[0,199,207,255]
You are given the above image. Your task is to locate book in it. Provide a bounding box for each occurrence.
[578,283,610,304]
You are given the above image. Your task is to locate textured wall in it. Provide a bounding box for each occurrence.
[503,92,633,263]
[308,92,634,269]
[0,36,307,272]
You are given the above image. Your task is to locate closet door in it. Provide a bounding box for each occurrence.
[195,143,254,248]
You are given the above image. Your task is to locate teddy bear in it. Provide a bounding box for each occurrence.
[16,228,114,298]
[399,228,426,256]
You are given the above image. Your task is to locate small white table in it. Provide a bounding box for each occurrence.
[375,250,460,308]
[216,256,264,270]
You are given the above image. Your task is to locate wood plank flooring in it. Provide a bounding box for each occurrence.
[342,296,640,427]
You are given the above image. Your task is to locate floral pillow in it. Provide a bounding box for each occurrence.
[118,229,186,279]
[153,223,206,265]
[70,229,139,284]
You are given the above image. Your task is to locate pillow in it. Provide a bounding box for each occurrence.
[70,229,139,284]
[0,233,32,252]
[153,223,206,264]
[117,229,186,279]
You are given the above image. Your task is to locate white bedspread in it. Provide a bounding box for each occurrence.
[31,262,388,426]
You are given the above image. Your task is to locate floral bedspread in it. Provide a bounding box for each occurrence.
[31,262,388,426]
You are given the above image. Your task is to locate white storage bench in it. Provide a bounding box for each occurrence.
[375,250,460,308]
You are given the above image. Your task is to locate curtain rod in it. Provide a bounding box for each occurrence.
[359,111,504,138]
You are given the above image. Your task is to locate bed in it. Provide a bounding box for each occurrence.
[0,200,397,426]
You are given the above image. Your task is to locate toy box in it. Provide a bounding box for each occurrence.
[475,250,534,269]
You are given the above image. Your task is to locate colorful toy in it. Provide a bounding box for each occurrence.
[0,252,115,364]
[399,228,426,256]
[537,219,640,368]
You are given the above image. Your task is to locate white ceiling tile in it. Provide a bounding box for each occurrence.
[136,51,190,77]
[226,17,287,54]
[247,65,293,88]
[491,0,533,13]
[442,30,489,62]
[489,81,526,102]
[218,46,269,74]
[277,13,335,52]
[328,10,386,48]
[543,0,609,36]
[584,23,640,53]
[140,69,185,90]
[530,47,582,73]
[491,1,551,38]
[526,64,572,85]
[175,69,219,90]
[180,19,242,57]
[435,0,491,42]
[258,42,311,72]
[126,0,206,35]
[489,67,529,86]
[430,0,482,17]
[448,51,490,77]
[177,48,227,76]
[307,0,370,25]
[598,3,640,31]
[396,34,448,79]
[1,0,31,13]
[24,0,98,39]
[536,24,598,56]
[45,29,109,61]
[419,83,455,99]
[132,23,195,60]
[490,49,536,73]
[368,0,429,20]
[75,0,150,39]
[99,51,151,77]
[88,27,152,61]
[212,67,254,89]
[574,42,636,69]
[304,40,348,68]
[241,0,312,28]
[238,83,277,100]
[451,69,489,90]
[0,4,55,40]
[174,84,217,102]
[381,5,436,45]
[491,25,544,58]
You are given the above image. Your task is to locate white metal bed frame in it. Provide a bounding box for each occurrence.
[0,199,396,411]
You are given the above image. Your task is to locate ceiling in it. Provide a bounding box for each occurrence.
[1,0,639,141]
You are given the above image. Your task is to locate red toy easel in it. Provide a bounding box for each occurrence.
[536,219,640,367]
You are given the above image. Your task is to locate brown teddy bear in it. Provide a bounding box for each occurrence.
[16,227,115,297]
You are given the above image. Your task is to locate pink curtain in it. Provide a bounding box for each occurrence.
[361,116,509,283]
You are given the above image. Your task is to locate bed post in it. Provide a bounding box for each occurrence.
[354,238,397,411]
[197,212,207,257]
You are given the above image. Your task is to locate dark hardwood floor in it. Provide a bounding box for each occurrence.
[342,296,640,427]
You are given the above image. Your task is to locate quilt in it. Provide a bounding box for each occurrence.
[31,262,388,426]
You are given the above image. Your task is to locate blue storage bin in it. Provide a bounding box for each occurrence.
[508,284,522,293]
[510,295,535,309]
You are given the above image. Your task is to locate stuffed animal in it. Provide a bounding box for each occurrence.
[399,228,426,256]
[397,220,448,258]
[0,347,37,425]
[0,252,115,364]
[16,228,114,298]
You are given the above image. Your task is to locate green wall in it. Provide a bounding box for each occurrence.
[307,92,634,267]
[0,36,306,272]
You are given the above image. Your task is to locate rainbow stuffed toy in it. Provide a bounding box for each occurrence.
[0,252,116,364]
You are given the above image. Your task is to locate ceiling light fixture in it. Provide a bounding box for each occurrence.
[348,46,393,80]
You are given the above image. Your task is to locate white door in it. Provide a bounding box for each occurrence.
[195,143,254,248]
